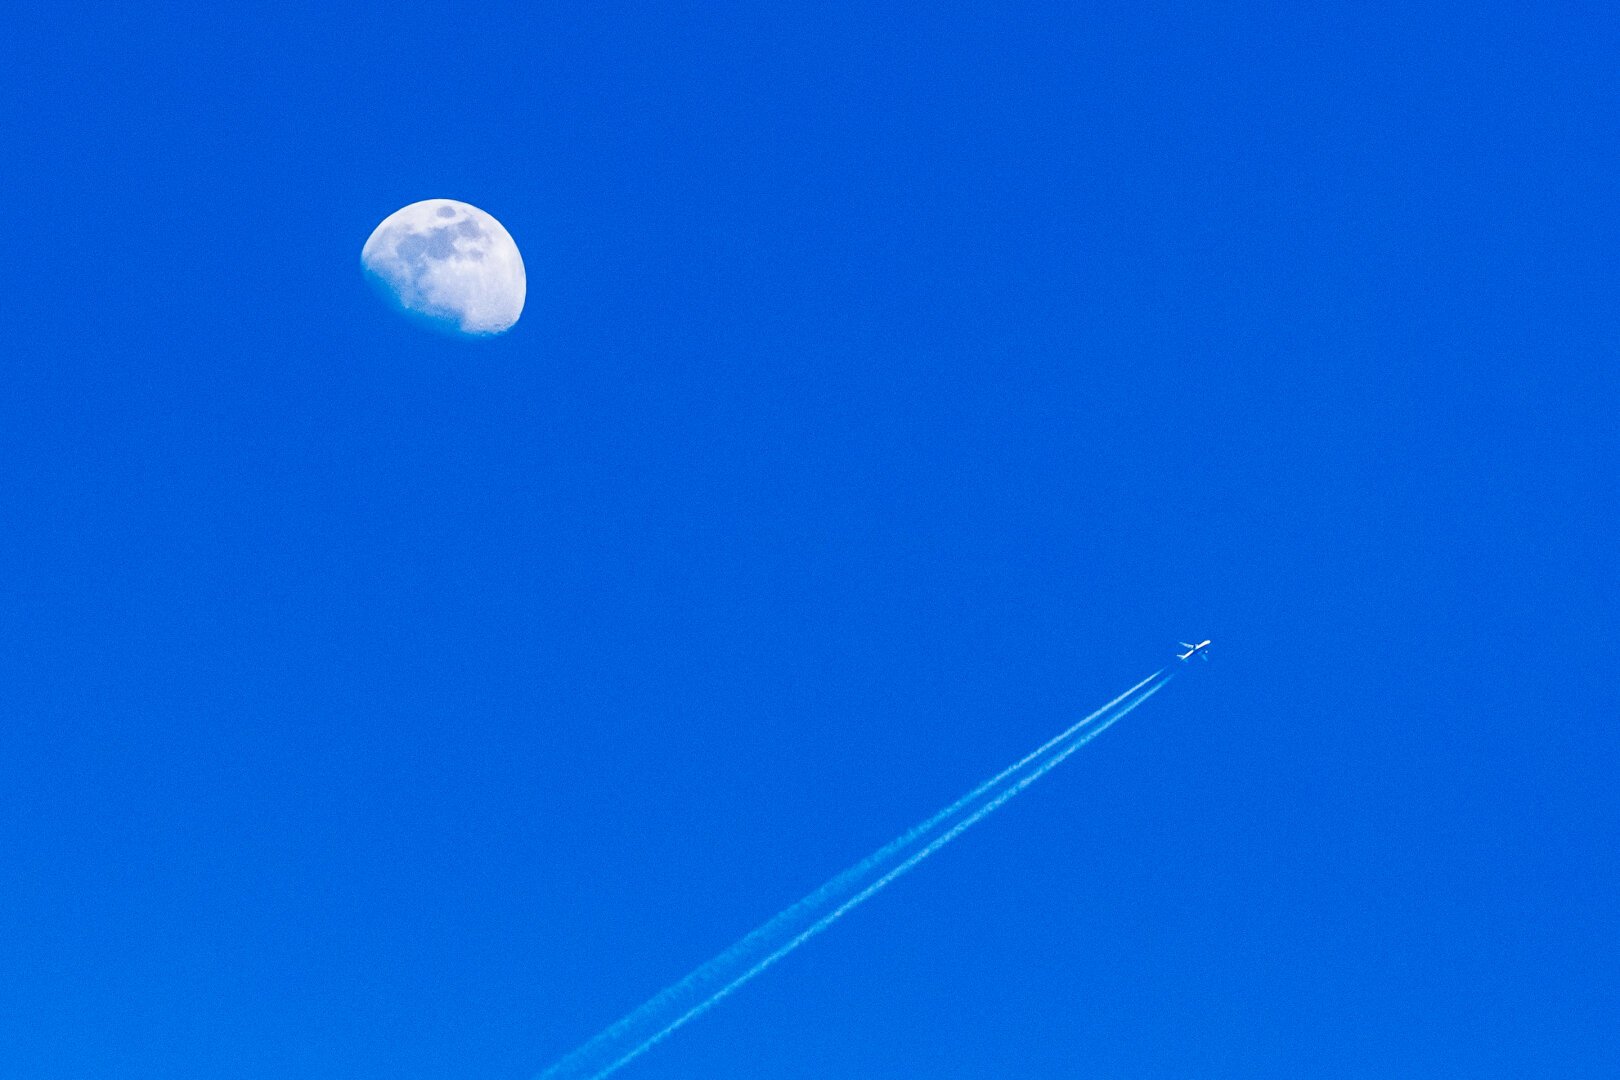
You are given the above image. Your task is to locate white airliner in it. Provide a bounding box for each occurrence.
[1177,639,1212,662]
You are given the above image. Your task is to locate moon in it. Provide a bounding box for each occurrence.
[361,200,525,336]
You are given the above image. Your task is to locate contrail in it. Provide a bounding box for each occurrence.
[537,667,1175,1080]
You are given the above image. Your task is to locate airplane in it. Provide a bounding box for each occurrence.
[1177,639,1212,662]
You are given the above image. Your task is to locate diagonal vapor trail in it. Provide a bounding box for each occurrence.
[537,667,1175,1080]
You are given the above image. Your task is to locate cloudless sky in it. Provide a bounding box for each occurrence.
[2,3,1616,1077]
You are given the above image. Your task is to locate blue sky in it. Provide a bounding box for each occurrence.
[2,3,1616,1077]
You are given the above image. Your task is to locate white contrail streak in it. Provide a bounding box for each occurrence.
[537,668,1174,1080]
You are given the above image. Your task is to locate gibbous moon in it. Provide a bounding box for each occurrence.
[361,200,525,335]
